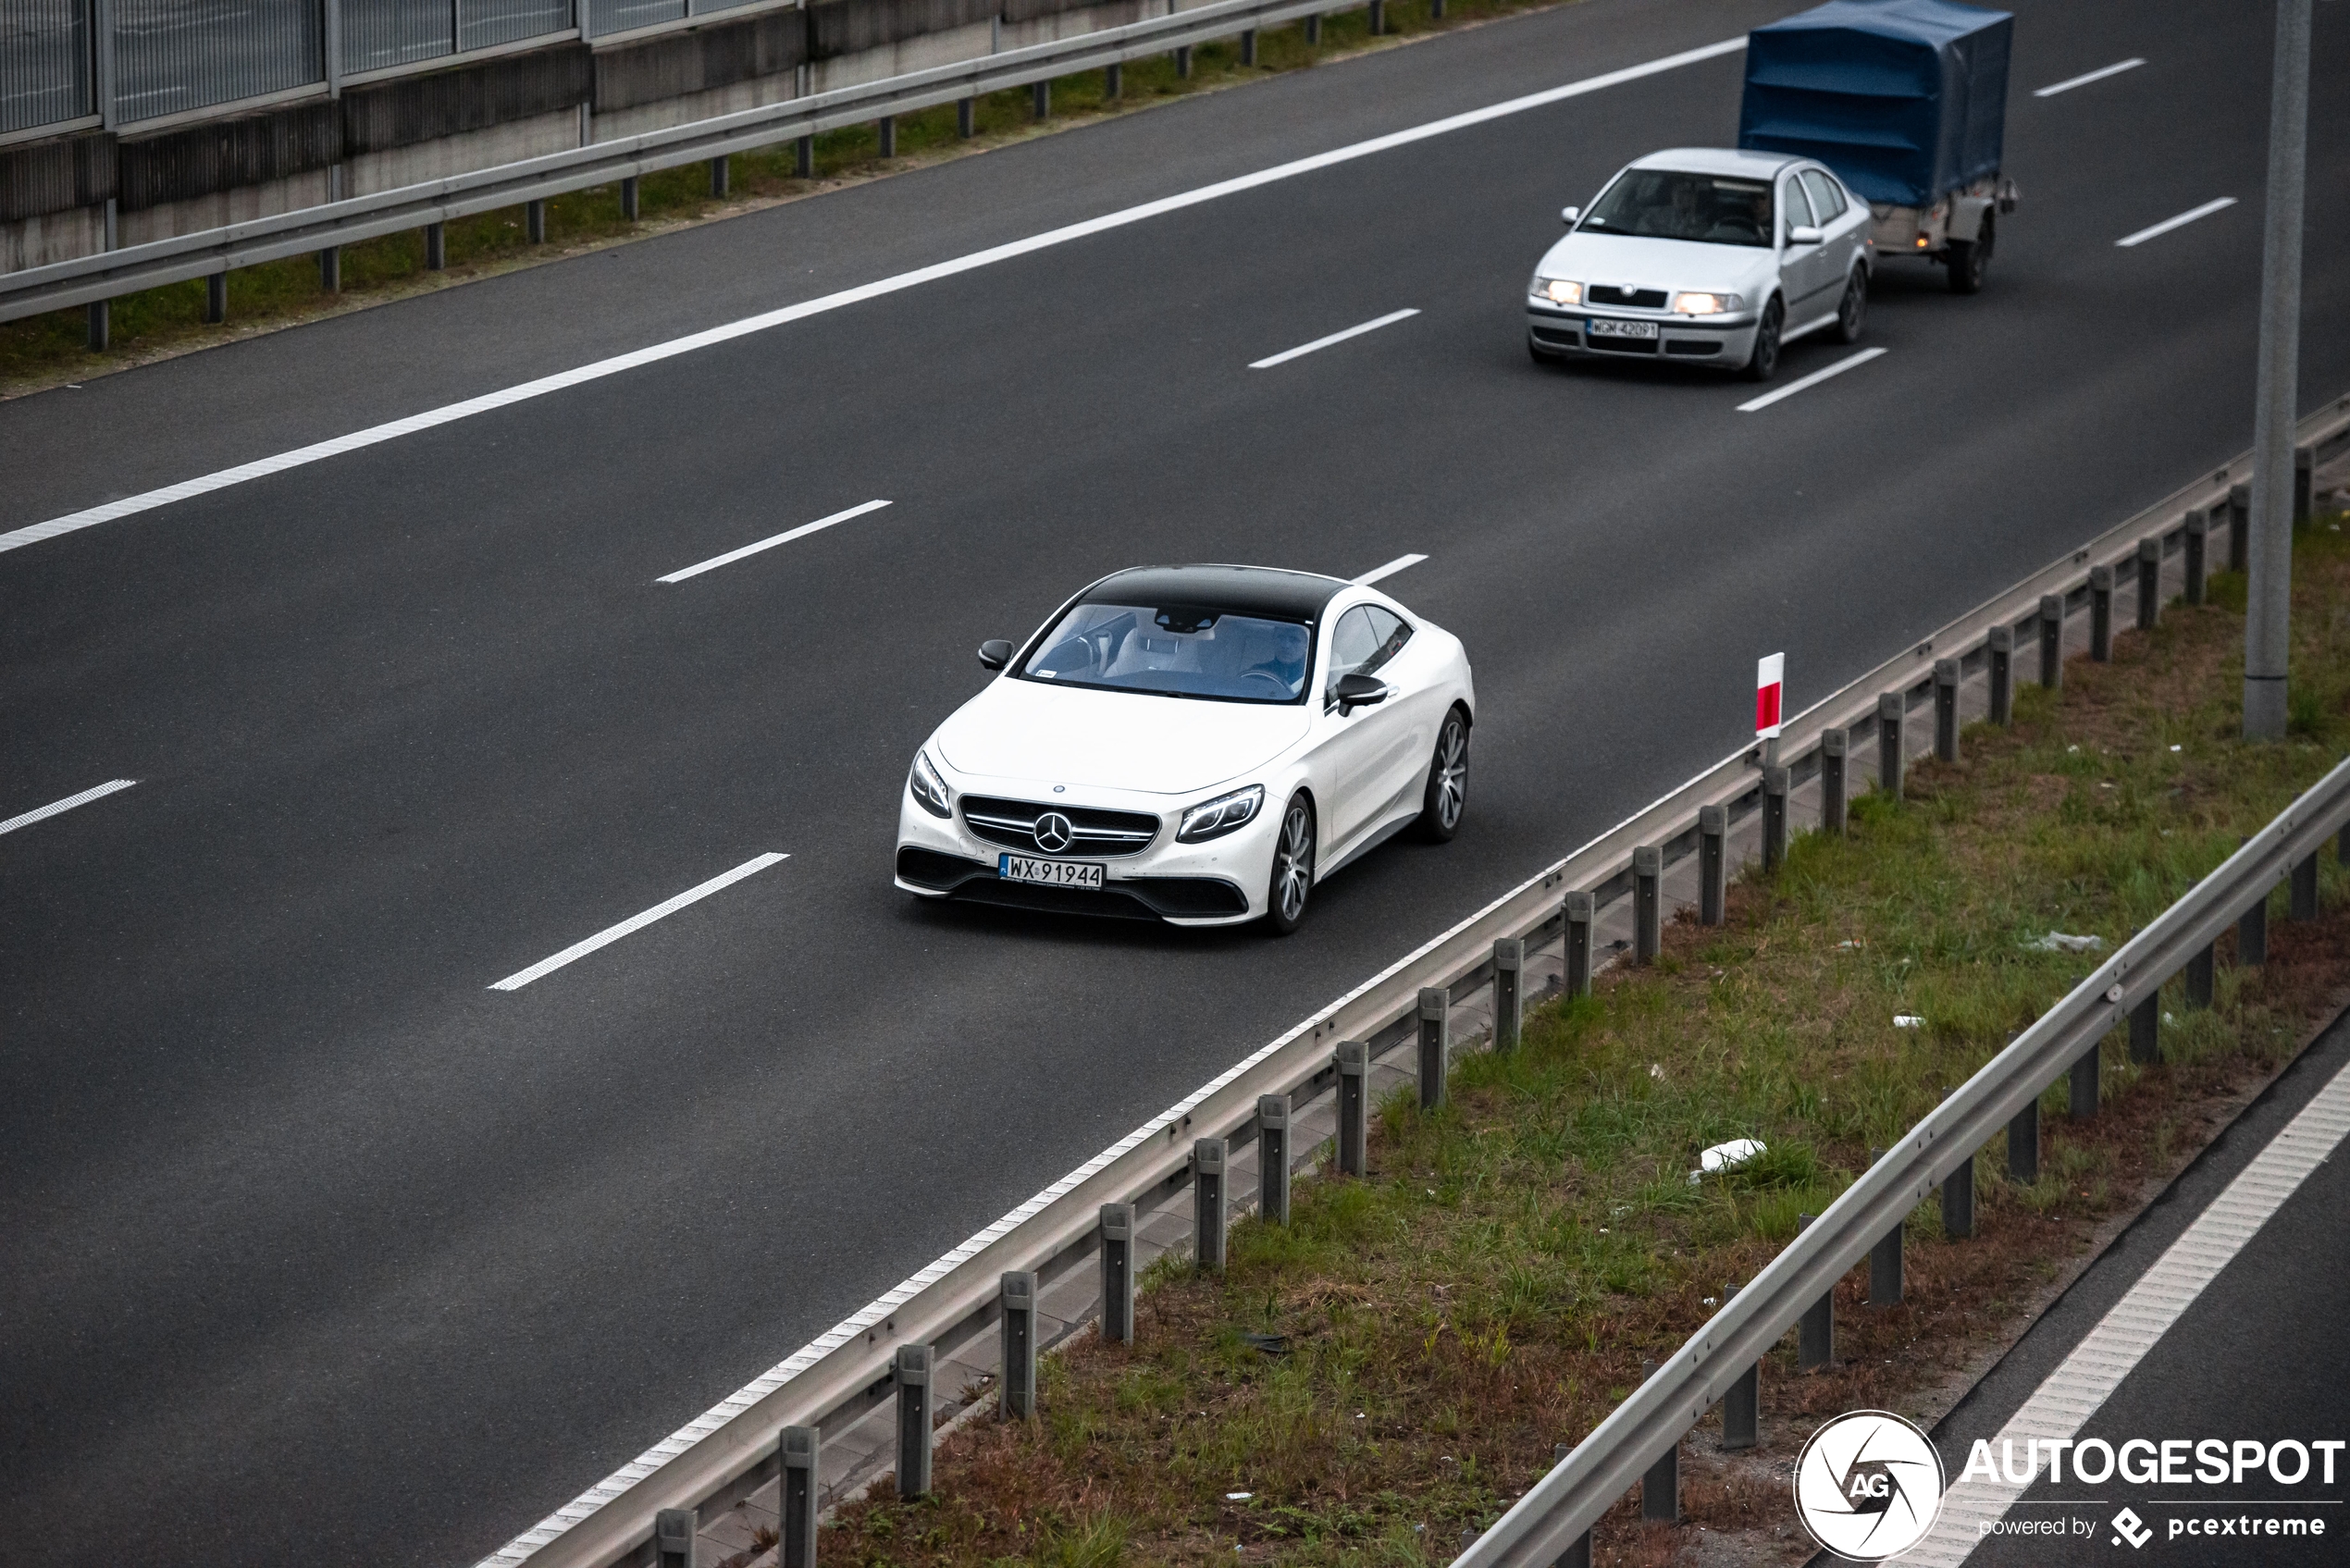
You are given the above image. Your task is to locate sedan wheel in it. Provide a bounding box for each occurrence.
[1416,709,1470,843]
[1265,794,1315,934]
[1835,268,1867,343]
[1741,298,1784,381]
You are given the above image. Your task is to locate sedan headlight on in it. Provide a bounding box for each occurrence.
[1176,784,1265,844]
[1529,278,1582,306]
[908,750,954,818]
[1671,291,1743,315]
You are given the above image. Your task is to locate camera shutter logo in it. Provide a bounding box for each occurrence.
[1793,1410,1946,1561]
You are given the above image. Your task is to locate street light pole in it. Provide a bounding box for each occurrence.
[2245,0,2311,740]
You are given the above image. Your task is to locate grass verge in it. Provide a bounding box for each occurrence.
[3,0,1570,401]
[810,510,2350,1568]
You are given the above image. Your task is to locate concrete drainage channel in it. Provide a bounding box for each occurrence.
[476,395,2350,1568]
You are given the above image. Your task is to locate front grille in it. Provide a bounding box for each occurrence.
[1587,333,1659,355]
[1589,284,1667,309]
[960,796,1160,858]
[1664,340,1724,356]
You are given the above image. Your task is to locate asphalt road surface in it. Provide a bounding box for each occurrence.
[5,0,2347,1561]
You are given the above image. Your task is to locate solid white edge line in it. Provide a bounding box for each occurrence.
[2115,196,2237,248]
[2033,56,2146,97]
[1352,552,1429,586]
[0,778,137,835]
[1734,346,1886,413]
[487,852,786,992]
[1903,1056,2350,1564]
[656,499,892,583]
[4,34,1749,563]
[1249,307,1422,369]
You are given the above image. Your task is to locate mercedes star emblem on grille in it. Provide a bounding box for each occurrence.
[1033,811,1075,853]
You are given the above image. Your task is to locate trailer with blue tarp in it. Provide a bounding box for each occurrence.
[1738,0,2018,293]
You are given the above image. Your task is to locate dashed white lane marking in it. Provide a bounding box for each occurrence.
[1735,346,1886,414]
[1353,553,1429,586]
[488,852,786,992]
[2035,57,2146,97]
[1250,308,1421,369]
[0,779,137,836]
[1,36,1749,564]
[2116,197,2237,248]
[1903,1056,2350,1564]
[657,500,892,583]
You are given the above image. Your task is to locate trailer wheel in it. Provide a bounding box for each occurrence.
[1741,297,1784,381]
[1947,227,1987,295]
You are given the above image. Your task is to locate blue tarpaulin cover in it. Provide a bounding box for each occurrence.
[1738,0,2012,208]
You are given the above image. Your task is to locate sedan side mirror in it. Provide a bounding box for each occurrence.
[977,638,1013,671]
[1561,205,1580,225]
[1787,224,1824,246]
[1334,673,1389,714]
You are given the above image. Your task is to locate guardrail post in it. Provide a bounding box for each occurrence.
[1305,13,1321,43]
[1877,692,1905,800]
[1796,1214,1832,1369]
[1988,625,2014,724]
[1721,1285,1759,1450]
[2184,509,2208,604]
[956,99,975,138]
[2129,994,2159,1064]
[655,1506,697,1567]
[2038,592,2064,688]
[1942,1154,1974,1240]
[1493,939,1524,1051]
[526,199,546,243]
[877,115,896,156]
[895,1345,933,1498]
[1175,43,1192,76]
[426,221,446,268]
[1822,728,1849,833]
[1194,1138,1227,1272]
[1417,988,1449,1109]
[2295,444,2314,524]
[319,244,341,290]
[204,271,227,324]
[2341,821,2349,866]
[708,155,729,197]
[86,301,108,352]
[1762,767,1789,870]
[1552,1445,1590,1565]
[1633,846,1663,960]
[1639,1361,1678,1521]
[2070,1041,2100,1120]
[1868,1155,1902,1304]
[1099,1203,1133,1343]
[2136,537,2161,631]
[619,177,638,220]
[1240,27,1257,63]
[2241,886,2269,966]
[1933,658,1960,763]
[1032,81,1049,119]
[1336,1042,1367,1175]
[2089,564,2113,661]
[1000,1270,1037,1418]
[798,131,817,172]
[1104,61,1121,97]
[2293,852,2319,920]
[1431,0,1444,16]
[1258,1093,1290,1224]
[1699,805,1727,922]
[2186,942,2215,1007]
[2229,480,2250,571]
[2009,1096,2039,1184]
[780,1426,818,1568]
[1565,890,1594,997]
[1368,0,1384,31]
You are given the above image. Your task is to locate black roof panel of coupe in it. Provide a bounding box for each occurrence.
[1080,564,1348,622]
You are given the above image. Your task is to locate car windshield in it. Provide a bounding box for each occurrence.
[1579,169,1774,248]
[1019,601,1314,704]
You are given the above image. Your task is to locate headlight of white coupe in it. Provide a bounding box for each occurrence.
[1529,278,1582,306]
[1176,784,1265,844]
[1671,291,1743,315]
[908,750,954,818]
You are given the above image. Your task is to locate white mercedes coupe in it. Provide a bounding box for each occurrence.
[894,564,1475,932]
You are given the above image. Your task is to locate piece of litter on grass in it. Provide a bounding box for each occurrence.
[2164,1012,2176,1024]
[2026,931,2106,953]
[1837,938,1862,949]
[2171,745,2183,752]
[1228,1492,1252,1501]
[1689,1138,1767,1184]
[1894,1015,1924,1029]
[1598,1227,1609,1234]
[2068,744,2080,752]
[1702,1296,1717,1306]
[1649,1063,1665,1080]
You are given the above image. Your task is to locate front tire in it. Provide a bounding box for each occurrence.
[1264,793,1315,934]
[1741,297,1784,381]
[1834,267,1868,343]
[1416,709,1470,843]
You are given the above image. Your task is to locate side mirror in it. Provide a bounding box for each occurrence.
[1333,673,1388,714]
[1561,205,1580,225]
[1787,224,1824,246]
[977,639,1013,671]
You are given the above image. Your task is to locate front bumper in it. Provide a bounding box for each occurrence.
[894,777,1274,927]
[1525,303,1759,366]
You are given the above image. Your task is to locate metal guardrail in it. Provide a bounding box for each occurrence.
[476,389,2350,1568]
[2,0,1368,326]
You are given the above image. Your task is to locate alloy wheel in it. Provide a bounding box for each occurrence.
[1273,799,1313,923]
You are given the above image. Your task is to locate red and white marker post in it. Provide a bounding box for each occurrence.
[1756,653,1785,763]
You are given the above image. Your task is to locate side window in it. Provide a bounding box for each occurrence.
[1326,605,1414,702]
[1801,169,1847,222]
[1359,607,1413,676]
[1780,175,1815,238]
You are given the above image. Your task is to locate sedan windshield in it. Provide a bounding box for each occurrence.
[1580,170,1774,248]
[1020,602,1313,703]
